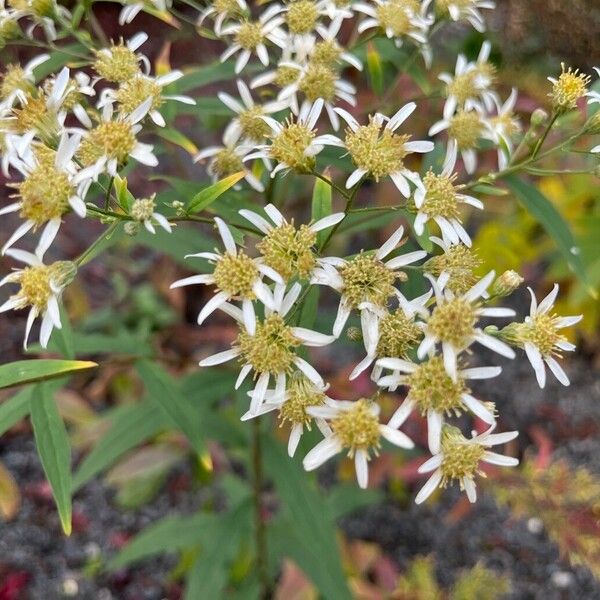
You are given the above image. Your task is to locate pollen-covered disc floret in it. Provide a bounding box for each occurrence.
[424,243,482,295]
[548,64,591,113]
[339,253,397,309]
[213,251,260,298]
[94,42,142,83]
[270,119,316,172]
[448,110,483,150]
[286,0,319,34]
[428,298,478,348]
[279,372,326,427]
[331,398,381,455]
[374,0,419,37]
[439,425,485,484]
[376,309,422,359]
[78,121,136,166]
[211,148,245,178]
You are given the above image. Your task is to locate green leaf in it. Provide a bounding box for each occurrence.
[0,359,97,390]
[188,172,245,214]
[156,127,199,156]
[325,485,382,519]
[0,387,33,437]
[30,383,72,535]
[185,501,252,599]
[53,305,75,360]
[505,176,595,297]
[136,361,206,456]
[108,512,216,570]
[114,175,135,212]
[137,224,213,267]
[471,183,509,196]
[311,170,333,247]
[72,401,168,491]
[263,436,351,599]
[366,42,384,96]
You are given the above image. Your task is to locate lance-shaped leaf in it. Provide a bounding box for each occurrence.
[188,172,245,214]
[311,169,333,247]
[0,359,97,390]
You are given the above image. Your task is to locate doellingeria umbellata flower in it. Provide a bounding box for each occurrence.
[238,203,344,281]
[333,103,434,194]
[1,132,92,254]
[199,282,335,414]
[0,55,49,109]
[500,284,582,388]
[303,397,414,488]
[129,194,172,234]
[548,63,591,114]
[376,356,500,452]
[0,245,76,348]
[434,0,495,33]
[92,33,151,84]
[311,225,427,337]
[418,271,516,381]
[198,0,248,36]
[170,216,283,326]
[118,0,172,25]
[241,371,334,457]
[412,141,483,247]
[416,424,518,504]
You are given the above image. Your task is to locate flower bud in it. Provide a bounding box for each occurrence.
[124,221,140,236]
[584,111,600,135]
[530,108,548,127]
[346,326,362,342]
[492,270,524,297]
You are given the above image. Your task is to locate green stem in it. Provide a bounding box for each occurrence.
[310,170,350,200]
[74,221,119,267]
[252,419,269,599]
[530,113,559,160]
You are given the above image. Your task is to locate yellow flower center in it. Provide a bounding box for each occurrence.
[269,120,316,173]
[340,252,397,309]
[448,111,482,150]
[376,309,422,358]
[331,398,381,454]
[424,244,481,295]
[116,76,163,113]
[446,71,479,105]
[421,170,461,220]
[211,148,244,178]
[286,0,319,34]
[345,118,411,180]
[13,95,58,143]
[212,251,259,298]
[521,313,564,357]
[257,222,317,280]
[279,373,326,427]
[238,105,270,142]
[550,64,590,112]
[275,65,299,88]
[130,197,155,222]
[428,298,477,348]
[15,261,75,311]
[213,0,244,15]
[440,425,486,484]
[94,45,141,83]
[0,64,34,102]
[78,121,136,166]
[311,40,342,67]
[299,63,337,103]
[235,21,264,51]
[375,0,420,36]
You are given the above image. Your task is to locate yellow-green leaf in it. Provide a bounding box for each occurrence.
[311,169,333,247]
[0,460,20,520]
[187,172,245,214]
[367,42,384,96]
[0,359,97,390]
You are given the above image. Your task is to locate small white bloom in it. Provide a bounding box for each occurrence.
[437,0,495,33]
[484,88,520,169]
[119,0,172,25]
[130,195,172,234]
[198,0,249,36]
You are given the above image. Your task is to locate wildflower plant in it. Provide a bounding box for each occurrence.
[0,0,596,596]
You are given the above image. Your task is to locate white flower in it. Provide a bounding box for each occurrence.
[119,0,172,25]
[198,0,248,36]
[8,0,71,40]
[415,423,518,505]
[376,356,501,453]
[197,282,335,414]
[438,0,495,33]
[129,195,172,234]
[170,216,283,325]
[240,373,333,457]
[0,245,75,348]
[93,33,151,83]
[438,41,498,119]
[311,225,427,337]
[194,128,266,192]
[0,55,50,109]
[349,290,430,381]
[247,98,341,177]
[484,88,520,169]
[303,398,414,488]
[310,17,363,71]
[333,103,434,195]
[99,70,195,128]
[219,5,287,74]
[417,271,516,381]
[1,131,93,255]
[517,284,582,388]
[413,140,483,246]
[238,202,344,281]
[586,68,600,106]
[218,79,289,144]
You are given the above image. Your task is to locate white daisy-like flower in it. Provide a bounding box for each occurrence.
[283,0,332,41]
[349,290,430,381]
[0,245,75,348]
[275,59,357,130]
[512,284,582,388]
[353,0,433,48]
[240,372,333,457]
[438,41,498,119]
[76,98,158,177]
[0,55,50,109]
[198,282,335,414]
[170,216,283,325]
[1,131,93,255]
[7,0,71,41]
[484,89,521,169]
[129,194,172,234]
[238,202,344,281]
[417,271,516,381]
[415,423,518,504]
[306,16,363,71]
[119,0,172,25]
[93,33,151,84]
[98,70,195,127]
[333,103,434,195]
[376,356,500,452]
[219,5,287,74]
[429,109,487,174]
[586,68,600,106]
[198,0,248,36]
[247,98,342,177]
[194,128,266,192]
[413,141,483,246]
[436,0,495,33]
[218,79,289,145]
[311,225,427,337]
[303,397,414,488]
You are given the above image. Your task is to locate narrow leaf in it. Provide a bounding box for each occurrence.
[0,387,33,437]
[136,361,206,456]
[188,172,245,214]
[311,170,333,247]
[157,127,199,155]
[366,42,384,96]
[0,460,20,520]
[0,359,97,390]
[30,383,72,535]
[505,175,595,296]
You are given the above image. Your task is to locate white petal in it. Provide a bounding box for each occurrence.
[249,371,270,415]
[442,342,458,381]
[303,436,343,471]
[36,219,61,258]
[355,449,369,488]
[417,454,443,474]
[380,425,414,449]
[293,357,323,385]
[463,477,477,503]
[538,283,559,314]
[464,270,495,302]
[242,299,256,335]
[310,212,345,232]
[170,274,214,288]
[460,366,501,380]
[199,347,241,366]
[462,393,495,424]
[288,423,303,457]
[214,217,237,255]
[482,451,519,467]
[332,302,351,337]
[235,364,253,389]
[197,291,229,325]
[376,225,404,260]
[524,341,546,388]
[545,356,570,386]
[415,469,443,504]
[385,250,427,269]
[291,327,335,347]
[474,332,516,359]
[427,410,443,454]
